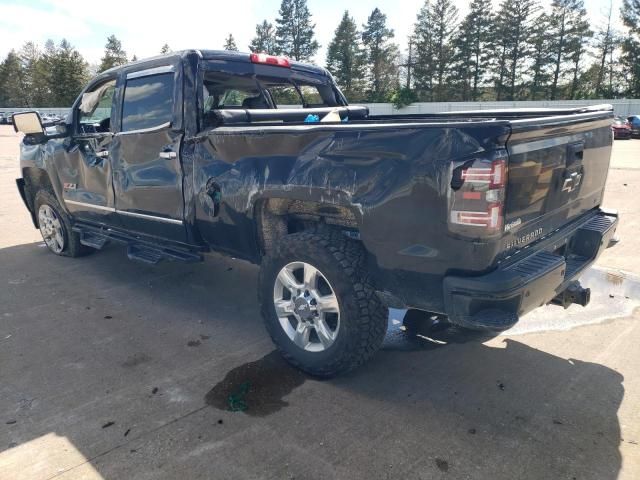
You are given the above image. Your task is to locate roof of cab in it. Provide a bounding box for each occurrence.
[101,49,329,77]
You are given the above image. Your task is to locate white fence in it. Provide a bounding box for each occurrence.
[362,99,640,117]
[2,99,639,118]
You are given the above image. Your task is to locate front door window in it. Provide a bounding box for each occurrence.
[77,80,116,135]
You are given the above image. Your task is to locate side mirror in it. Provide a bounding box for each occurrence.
[12,111,44,135]
[13,111,69,142]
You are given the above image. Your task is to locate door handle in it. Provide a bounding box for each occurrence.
[159,151,177,159]
[95,150,109,158]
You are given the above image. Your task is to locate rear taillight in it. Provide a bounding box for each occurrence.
[449,152,507,236]
[250,53,291,68]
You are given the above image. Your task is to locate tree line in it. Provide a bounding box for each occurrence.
[1,0,639,108]
[321,0,640,104]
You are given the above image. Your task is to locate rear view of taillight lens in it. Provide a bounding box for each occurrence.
[449,151,507,236]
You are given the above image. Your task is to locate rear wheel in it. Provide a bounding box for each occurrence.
[259,229,388,377]
[34,190,93,257]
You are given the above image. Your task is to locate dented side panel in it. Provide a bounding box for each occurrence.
[186,122,510,312]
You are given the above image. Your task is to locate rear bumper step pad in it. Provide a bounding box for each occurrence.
[443,210,618,331]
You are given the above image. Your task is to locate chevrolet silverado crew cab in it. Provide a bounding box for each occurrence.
[14,50,618,376]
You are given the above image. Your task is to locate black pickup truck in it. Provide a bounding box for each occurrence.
[14,50,618,376]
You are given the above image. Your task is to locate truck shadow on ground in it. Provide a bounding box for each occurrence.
[0,242,627,479]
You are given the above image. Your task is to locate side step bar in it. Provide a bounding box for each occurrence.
[73,223,204,264]
[79,231,110,250]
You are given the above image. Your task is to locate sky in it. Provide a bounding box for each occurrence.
[0,0,625,68]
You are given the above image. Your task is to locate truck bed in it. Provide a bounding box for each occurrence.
[192,104,614,318]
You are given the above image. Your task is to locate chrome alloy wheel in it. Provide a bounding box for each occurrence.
[38,204,65,254]
[273,261,341,352]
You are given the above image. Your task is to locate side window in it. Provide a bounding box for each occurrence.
[268,85,302,107]
[78,80,116,134]
[297,85,324,106]
[121,73,174,132]
[202,72,265,110]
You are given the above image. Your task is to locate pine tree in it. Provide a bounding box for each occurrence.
[39,40,58,104]
[249,20,278,54]
[529,14,554,99]
[0,50,28,107]
[567,14,592,98]
[275,0,319,60]
[413,1,436,100]
[326,11,365,100]
[98,35,128,72]
[621,0,640,96]
[451,0,492,101]
[224,34,239,51]
[548,0,590,100]
[593,1,617,97]
[0,59,6,106]
[430,0,458,101]
[400,36,417,90]
[491,0,537,100]
[361,8,399,101]
[49,39,89,107]
[160,44,171,54]
[19,42,51,107]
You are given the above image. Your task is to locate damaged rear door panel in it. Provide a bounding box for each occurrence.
[110,63,187,241]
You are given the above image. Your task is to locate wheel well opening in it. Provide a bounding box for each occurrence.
[22,168,54,227]
[256,198,360,255]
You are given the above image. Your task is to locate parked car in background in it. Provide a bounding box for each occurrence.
[612,117,632,139]
[0,113,6,124]
[627,115,640,138]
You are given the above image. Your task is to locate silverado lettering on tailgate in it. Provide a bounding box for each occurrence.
[505,228,544,250]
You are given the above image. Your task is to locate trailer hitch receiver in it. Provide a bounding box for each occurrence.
[550,280,591,309]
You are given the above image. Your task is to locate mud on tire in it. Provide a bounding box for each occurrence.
[258,228,388,377]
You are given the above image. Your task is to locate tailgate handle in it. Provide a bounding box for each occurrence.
[566,141,584,165]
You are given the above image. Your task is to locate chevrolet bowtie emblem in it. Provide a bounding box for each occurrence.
[562,172,582,193]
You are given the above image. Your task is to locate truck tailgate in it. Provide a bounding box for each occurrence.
[503,110,613,251]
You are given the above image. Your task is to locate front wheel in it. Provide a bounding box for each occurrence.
[34,190,94,257]
[258,229,388,377]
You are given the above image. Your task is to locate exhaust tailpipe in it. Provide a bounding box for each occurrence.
[551,281,591,309]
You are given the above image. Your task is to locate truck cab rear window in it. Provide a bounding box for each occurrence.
[202,72,340,114]
[122,73,174,132]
